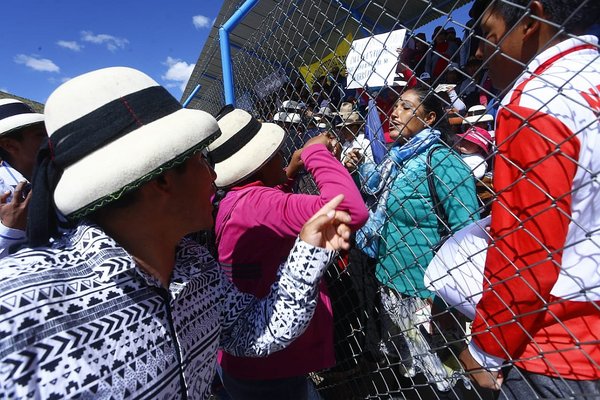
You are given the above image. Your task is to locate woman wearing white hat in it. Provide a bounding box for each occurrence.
[0,67,356,400]
[208,106,368,400]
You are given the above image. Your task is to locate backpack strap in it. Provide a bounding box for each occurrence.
[426,146,451,240]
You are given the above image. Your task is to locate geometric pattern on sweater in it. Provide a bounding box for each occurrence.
[0,223,333,399]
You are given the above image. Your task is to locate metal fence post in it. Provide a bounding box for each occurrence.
[219,0,261,106]
[182,84,202,108]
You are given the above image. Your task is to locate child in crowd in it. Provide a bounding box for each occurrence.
[453,126,492,179]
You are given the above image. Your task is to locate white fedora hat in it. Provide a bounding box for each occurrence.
[0,98,44,136]
[314,105,333,120]
[208,106,285,188]
[462,105,494,125]
[392,71,409,87]
[273,111,302,124]
[273,99,305,124]
[281,99,306,111]
[38,66,220,219]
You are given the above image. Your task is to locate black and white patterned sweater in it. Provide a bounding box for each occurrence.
[0,223,334,399]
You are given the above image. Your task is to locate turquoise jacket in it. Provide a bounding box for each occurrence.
[375,145,480,298]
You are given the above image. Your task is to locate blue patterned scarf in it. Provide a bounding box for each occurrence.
[360,128,441,195]
[356,128,441,258]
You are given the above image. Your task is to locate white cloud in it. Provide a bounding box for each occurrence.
[162,57,194,92]
[193,15,212,29]
[81,31,129,52]
[14,54,60,73]
[57,40,83,51]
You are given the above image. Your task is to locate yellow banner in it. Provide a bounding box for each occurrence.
[299,33,353,90]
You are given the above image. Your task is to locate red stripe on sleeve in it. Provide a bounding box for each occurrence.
[472,104,580,360]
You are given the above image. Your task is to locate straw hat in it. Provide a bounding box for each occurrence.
[273,111,302,124]
[335,102,363,127]
[462,105,494,125]
[38,66,221,218]
[314,105,333,120]
[393,70,409,86]
[0,98,44,136]
[335,112,363,128]
[281,100,305,112]
[272,100,304,124]
[208,106,285,188]
[313,106,333,128]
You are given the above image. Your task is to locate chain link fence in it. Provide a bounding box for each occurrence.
[185,0,600,398]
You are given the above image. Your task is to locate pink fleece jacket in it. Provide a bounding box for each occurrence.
[215,143,368,380]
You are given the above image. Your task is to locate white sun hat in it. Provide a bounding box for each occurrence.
[208,106,285,188]
[281,100,306,111]
[29,66,221,243]
[0,98,44,136]
[462,105,494,125]
[273,111,303,124]
[272,99,305,124]
[314,105,333,120]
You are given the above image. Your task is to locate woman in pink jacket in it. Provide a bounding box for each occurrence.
[208,106,368,400]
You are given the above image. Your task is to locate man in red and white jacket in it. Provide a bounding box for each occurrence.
[460,0,600,398]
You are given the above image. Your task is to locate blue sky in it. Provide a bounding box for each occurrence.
[1,0,224,104]
[1,1,472,106]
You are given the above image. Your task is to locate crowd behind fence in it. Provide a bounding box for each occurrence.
[185,0,600,398]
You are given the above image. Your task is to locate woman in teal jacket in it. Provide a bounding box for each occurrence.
[358,86,480,393]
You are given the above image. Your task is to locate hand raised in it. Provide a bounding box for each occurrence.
[300,194,351,251]
[286,148,305,179]
[343,149,363,172]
